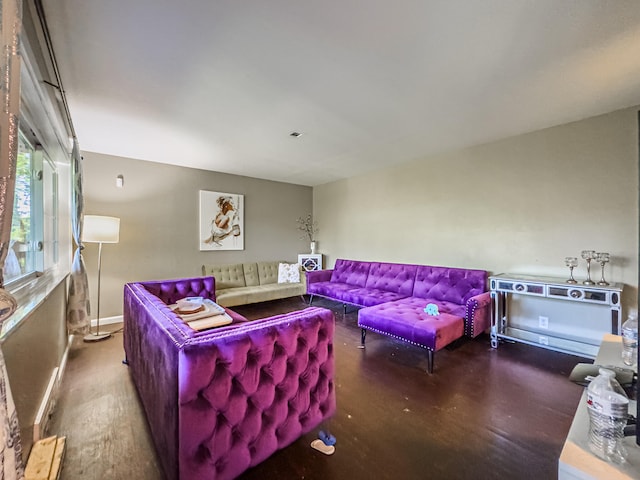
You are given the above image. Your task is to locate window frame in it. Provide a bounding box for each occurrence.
[0,13,72,340]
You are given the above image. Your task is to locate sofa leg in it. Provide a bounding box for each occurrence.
[343,304,347,314]
[309,294,314,305]
[360,328,367,345]
[427,350,434,374]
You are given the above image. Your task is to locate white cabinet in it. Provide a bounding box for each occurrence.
[298,254,323,272]
[490,274,623,358]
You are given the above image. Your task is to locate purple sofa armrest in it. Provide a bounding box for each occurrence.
[465,291,491,337]
[306,269,333,284]
[139,276,217,304]
[124,282,186,480]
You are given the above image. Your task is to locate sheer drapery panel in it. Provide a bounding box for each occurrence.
[66,139,90,334]
[0,0,26,477]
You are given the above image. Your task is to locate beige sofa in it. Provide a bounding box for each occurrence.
[201,261,306,307]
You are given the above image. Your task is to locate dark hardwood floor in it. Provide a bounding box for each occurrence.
[48,297,586,479]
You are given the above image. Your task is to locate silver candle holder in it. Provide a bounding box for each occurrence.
[564,256,578,284]
[595,252,610,286]
[581,250,596,285]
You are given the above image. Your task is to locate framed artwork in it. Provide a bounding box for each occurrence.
[199,190,244,250]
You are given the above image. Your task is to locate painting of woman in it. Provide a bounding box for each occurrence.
[199,191,244,250]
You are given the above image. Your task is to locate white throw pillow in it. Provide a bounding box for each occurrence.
[278,263,300,283]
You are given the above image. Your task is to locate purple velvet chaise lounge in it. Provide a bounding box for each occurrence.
[306,259,490,373]
[123,276,336,480]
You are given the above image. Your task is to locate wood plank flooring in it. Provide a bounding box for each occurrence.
[47,297,586,479]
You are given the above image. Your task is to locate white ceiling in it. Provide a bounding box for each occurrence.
[43,1,640,186]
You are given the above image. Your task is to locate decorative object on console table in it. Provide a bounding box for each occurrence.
[82,215,120,342]
[581,250,597,285]
[564,256,578,284]
[298,253,323,272]
[596,252,610,286]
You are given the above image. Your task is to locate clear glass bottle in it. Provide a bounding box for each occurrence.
[621,309,638,367]
[586,368,629,464]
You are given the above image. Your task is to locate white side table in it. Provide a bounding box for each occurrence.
[559,334,639,479]
[298,254,323,272]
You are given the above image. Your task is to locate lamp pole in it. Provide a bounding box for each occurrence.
[84,239,111,342]
[82,215,119,342]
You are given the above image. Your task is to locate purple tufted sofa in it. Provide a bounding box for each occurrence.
[306,259,490,373]
[123,276,336,480]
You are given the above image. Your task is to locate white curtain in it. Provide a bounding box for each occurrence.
[0,0,26,477]
[66,139,90,334]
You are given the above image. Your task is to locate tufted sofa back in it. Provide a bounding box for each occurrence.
[178,308,335,479]
[330,259,371,287]
[202,261,300,289]
[202,263,246,289]
[412,266,487,304]
[124,278,336,480]
[365,262,418,295]
[140,276,217,304]
[256,261,281,285]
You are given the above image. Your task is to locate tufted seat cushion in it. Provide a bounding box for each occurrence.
[358,297,465,352]
[306,280,353,298]
[323,285,410,307]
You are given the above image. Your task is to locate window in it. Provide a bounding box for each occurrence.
[3,128,58,284]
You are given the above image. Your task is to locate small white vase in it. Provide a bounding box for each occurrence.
[310,241,317,254]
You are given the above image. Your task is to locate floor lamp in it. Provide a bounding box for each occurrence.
[82,215,120,342]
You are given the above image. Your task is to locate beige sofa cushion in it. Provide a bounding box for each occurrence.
[215,282,306,307]
[201,263,246,289]
[202,260,306,307]
[257,261,281,285]
[243,263,260,287]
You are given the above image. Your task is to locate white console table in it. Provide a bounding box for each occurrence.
[490,274,623,358]
[559,334,639,479]
[298,254,323,272]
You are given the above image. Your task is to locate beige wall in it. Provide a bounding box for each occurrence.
[3,281,68,455]
[82,153,313,318]
[82,107,638,317]
[314,106,639,313]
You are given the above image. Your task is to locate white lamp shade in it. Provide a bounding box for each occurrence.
[82,215,120,243]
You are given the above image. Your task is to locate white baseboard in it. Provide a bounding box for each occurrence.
[33,335,73,442]
[33,368,58,442]
[90,315,123,327]
[57,336,72,386]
